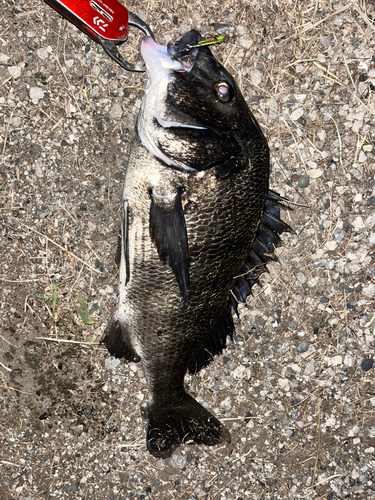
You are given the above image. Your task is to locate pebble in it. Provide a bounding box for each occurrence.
[29,87,45,104]
[307,168,324,178]
[110,103,123,120]
[331,355,343,366]
[214,24,230,35]
[352,216,364,230]
[363,284,375,298]
[36,47,49,60]
[351,425,360,435]
[296,272,307,284]
[290,108,304,121]
[325,240,337,251]
[358,151,367,162]
[326,417,336,426]
[296,341,309,353]
[361,359,373,372]
[304,362,315,376]
[239,38,253,50]
[334,229,345,243]
[0,52,10,63]
[278,378,289,390]
[220,396,232,411]
[250,69,263,86]
[298,175,309,188]
[105,358,120,370]
[8,66,22,78]
[344,355,354,367]
[170,455,185,469]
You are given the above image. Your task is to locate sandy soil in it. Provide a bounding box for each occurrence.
[1,1,375,499]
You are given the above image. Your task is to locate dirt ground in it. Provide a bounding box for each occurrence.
[1,0,375,499]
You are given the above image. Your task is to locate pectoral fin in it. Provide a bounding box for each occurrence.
[149,187,190,306]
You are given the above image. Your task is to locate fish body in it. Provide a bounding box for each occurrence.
[102,31,291,458]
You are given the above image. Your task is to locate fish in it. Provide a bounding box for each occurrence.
[101,30,292,458]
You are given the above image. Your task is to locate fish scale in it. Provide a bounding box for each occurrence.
[101,30,292,458]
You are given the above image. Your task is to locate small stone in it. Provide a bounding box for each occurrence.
[220,396,232,410]
[296,341,309,353]
[304,362,315,376]
[344,355,354,367]
[214,24,230,35]
[352,216,364,230]
[290,108,304,121]
[334,229,345,243]
[298,175,309,189]
[35,165,43,178]
[363,284,375,298]
[361,359,373,372]
[325,240,337,251]
[110,103,123,120]
[10,116,22,127]
[8,66,22,78]
[331,355,343,366]
[105,358,120,370]
[297,273,307,284]
[307,168,324,178]
[250,69,263,86]
[326,417,336,427]
[36,47,49,60]
[239,38,253,50]
[0,53,10,63]
[351,425,360,435]
[278,378,289,390]
[358,151,367,162]
[29,87,45,104]
[289,319,297,330]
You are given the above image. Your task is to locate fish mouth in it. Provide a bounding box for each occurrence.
[141,31,201,75]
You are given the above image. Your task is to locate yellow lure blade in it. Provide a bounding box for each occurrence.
[188,35,227,49]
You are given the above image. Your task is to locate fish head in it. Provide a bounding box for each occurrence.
[138,30,267,172]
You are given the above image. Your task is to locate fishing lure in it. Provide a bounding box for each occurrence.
[188,34,227,49]
[169,34,227,61]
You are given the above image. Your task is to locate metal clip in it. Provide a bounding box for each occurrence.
[43,0,154,72]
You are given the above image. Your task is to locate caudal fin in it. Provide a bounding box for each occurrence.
[146,393,230,458]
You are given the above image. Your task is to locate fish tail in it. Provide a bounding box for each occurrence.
[146,393,231,458]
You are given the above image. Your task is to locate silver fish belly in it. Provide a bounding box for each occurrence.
[102,30,292,458]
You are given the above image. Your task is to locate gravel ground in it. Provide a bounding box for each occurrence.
[1,1,375,499]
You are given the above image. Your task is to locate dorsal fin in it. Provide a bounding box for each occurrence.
[188,190,293,373]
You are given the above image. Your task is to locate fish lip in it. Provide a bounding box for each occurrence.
[141,36,199,74]
[140,36,186,76]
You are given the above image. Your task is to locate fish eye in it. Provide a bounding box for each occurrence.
[213,81,233,102]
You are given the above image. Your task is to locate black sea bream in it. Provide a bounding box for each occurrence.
[102,30,291,458]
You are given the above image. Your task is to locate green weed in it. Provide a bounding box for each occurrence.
[76,297,99,325]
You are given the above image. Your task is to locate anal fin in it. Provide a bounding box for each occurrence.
[100,317,140,362]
